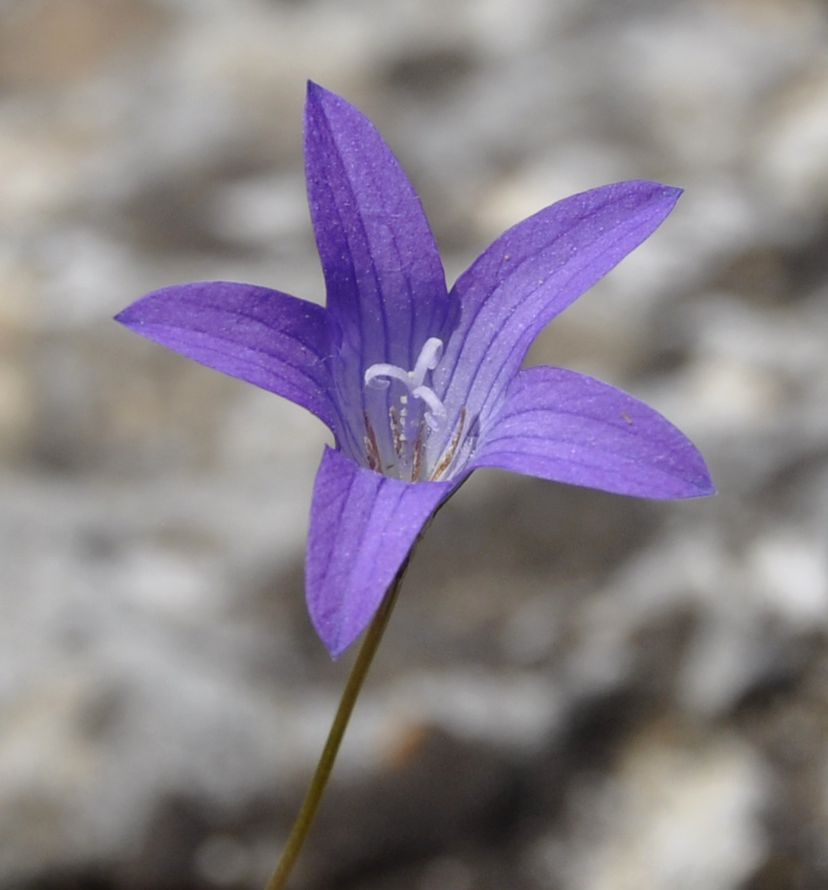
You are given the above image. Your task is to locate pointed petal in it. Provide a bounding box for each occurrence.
[304,84,454,462]
[471,367,715,499]
[434,182,681,444]
[115,281,338,430]
[307,447,454,657]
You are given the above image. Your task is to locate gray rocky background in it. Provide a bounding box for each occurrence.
[1,0,827,888]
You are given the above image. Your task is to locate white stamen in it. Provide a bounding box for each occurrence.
[363,337,447,431]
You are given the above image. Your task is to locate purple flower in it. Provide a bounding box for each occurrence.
[116,82,714,658]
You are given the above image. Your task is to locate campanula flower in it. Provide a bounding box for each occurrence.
[116,82,714,657]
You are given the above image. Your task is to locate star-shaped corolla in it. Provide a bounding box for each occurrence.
[116,82,715,657]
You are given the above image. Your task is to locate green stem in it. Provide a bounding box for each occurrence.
[263,571,405,890]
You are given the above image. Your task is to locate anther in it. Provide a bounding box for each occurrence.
[363,413,381,472]
[430,407,466,481]
[389,406,405,459]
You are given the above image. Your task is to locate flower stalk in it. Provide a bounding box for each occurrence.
[264,568,406,890]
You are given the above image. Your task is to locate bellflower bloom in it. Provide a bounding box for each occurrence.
[117,83,714,658]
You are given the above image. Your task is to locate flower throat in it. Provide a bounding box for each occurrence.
[362,338,463,482]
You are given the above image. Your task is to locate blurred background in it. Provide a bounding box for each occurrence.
[1,0,827,888]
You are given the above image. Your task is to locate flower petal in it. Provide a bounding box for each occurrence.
[470,367,715,499]
[304,82,453,367]
[115,281,338,430]
[434,182,681,449]
[307,447,454,657]
[304,83,455,461]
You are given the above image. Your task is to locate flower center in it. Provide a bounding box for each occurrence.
[364,337,446,431]
[359,337,459,481]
